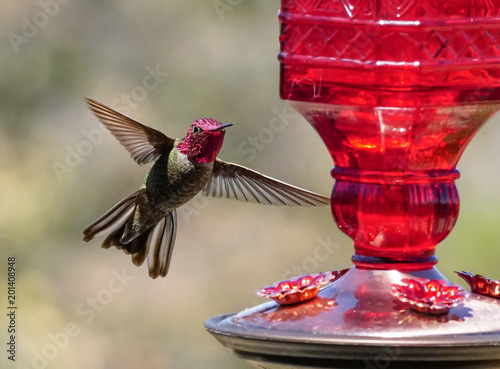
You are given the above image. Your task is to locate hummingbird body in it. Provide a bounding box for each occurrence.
[146,139,214,211]
[83,99,330,278]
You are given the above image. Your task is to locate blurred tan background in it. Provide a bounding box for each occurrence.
[1,1,500,368]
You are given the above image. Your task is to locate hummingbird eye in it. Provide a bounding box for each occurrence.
[192,125,201,134]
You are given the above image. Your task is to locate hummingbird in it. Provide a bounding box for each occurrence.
[82,99,329,279]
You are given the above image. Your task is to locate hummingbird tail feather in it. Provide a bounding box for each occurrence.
[82,190,141,243]
[83,191,177,279]
[82,189,151,261]
[144,210,177,279]
[125,210,178,278]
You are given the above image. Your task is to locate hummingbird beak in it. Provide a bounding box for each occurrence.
[211,123,233,132]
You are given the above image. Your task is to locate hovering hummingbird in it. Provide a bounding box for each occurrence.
[82,99,329,279]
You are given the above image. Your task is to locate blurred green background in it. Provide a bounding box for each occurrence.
[1,1,500,368]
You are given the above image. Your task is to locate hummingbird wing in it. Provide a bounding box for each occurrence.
[203,159,330,206]
[85,98,175,165]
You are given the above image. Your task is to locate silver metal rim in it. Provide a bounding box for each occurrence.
[205,314,500,362]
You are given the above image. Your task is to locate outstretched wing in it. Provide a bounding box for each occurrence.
[85,98,175,165]
[203,159,330,206]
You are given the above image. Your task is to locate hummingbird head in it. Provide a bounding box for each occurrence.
[177,118,233,163]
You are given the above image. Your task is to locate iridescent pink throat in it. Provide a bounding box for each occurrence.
[177,132,225,164]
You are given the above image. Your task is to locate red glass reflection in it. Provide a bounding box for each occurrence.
[241,297,338,323]
[343,278,409,327]
[280,0,500,270]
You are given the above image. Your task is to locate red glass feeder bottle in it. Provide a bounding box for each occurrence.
[206,1,500,367]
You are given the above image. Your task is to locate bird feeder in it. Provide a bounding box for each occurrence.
[206,1,500,367]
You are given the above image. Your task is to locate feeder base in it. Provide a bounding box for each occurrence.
[205,268,500,369]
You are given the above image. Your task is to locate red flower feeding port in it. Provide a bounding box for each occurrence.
[391,279,466,315]
[206,1,500,368]
[457,271,500,299]
[256,269,349,305]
